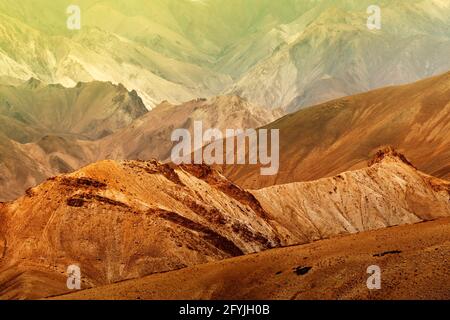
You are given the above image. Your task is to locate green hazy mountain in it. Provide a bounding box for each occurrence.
[0,0,449,110]
[228,0,450,110]
[0,78,148,201]
[0,79,147,141]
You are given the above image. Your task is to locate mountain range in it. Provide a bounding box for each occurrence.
[1,148,448,299]
[1,71,449,201]
[0,0,449,110]
[0,79,146,200]
[0,0,449,301]
[0,80,279,201]
[0,78,147,141]
[221,71,450,188]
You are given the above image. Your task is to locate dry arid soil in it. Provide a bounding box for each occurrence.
[54,218,450,300]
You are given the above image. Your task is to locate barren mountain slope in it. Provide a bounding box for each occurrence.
[0,3,230,108]
[0,150,449,299]
[0,94,280,202]
[221,71,450,188]
[230,0,450,111]
[1,1,449,110]
[0,79,148,141]
[57,217,450,300]
[0,160,281,299]
[97,95,283,161]
[0,79,148,201]
[252,148,450,245]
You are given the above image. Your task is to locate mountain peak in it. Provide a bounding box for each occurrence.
[368,147,416,168]
[22,77,44,89]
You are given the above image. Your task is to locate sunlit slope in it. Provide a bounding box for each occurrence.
[252,149,450,244]
[97,95,282,161]
[1,150,449,299]
[0,160,282,299]
[0,1,230,107]
[221,71,450,188]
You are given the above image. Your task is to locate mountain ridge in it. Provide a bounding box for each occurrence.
[0,148,448,299]
[221,71,450,188]
[1,0,449,110]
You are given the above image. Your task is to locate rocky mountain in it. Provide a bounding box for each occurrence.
[0,149,448,299]
[221,71,450,189]
[0,79,148,201]
[0,0,449,302]
[0,0,449,110]
[0,79,147,141]
[97,95,283,161]
[1,70,449,203]
[252,148,450,244]
[228,0,450,111]
[0,92,280,202]
[0,0,231,108]
[0,159,282,299]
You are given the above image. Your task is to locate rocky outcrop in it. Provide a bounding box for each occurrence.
[252,149,450,245]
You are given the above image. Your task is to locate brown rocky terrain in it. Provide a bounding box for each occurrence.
[252,147,450,245]
[221,71,450,188]
[0,159,280,299]
[56,217,450,300]
[2,72,449,204]
[0,93,281,202]
[0,149,448,299]
[96,95,283,161]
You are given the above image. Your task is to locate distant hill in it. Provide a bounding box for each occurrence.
[0,79,147,200]
[97,95,283,161]
[0,79,147,141]
[0,86,280,201]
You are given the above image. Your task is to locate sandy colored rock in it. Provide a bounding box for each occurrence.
[96,95,283,162]
[0,149,448,299]
[252,148,450,245]
[0,160,280,299]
